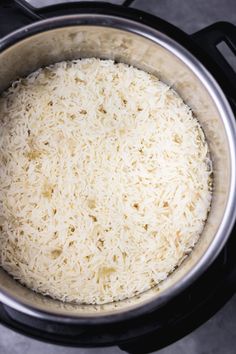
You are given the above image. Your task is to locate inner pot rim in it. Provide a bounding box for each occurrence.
[0,13,235,324]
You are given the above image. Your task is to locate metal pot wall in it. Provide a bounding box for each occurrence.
[0,0,236,325]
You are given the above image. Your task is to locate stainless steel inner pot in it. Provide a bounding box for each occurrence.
[0,14,235,323]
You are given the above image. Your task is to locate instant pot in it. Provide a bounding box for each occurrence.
[0,1,236,352]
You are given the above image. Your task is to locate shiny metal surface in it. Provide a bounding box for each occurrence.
[0,14,235,323]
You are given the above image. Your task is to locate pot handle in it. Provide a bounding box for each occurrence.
[14,0,135,20]
[191,22,236,112]
[14,0,44,20]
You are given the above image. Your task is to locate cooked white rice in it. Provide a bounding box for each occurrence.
[0,58,212,304]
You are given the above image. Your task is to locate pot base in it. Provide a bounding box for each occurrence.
[1,226,236,352]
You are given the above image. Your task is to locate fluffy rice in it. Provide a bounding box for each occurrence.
[0,58,212,304]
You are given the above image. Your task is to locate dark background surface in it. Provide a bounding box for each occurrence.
[0,0,236,353]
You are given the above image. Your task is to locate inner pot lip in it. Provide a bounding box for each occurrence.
[0,13,235,324]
